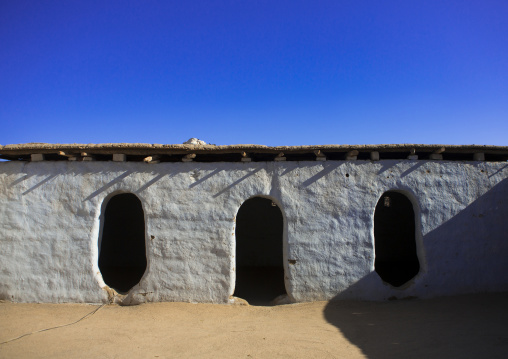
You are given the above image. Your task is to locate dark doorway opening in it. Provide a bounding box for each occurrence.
[234,197,286,305]
[99,193,147,293]
[374,191,420,287]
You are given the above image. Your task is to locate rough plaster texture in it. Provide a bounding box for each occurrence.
[1,160,507,304]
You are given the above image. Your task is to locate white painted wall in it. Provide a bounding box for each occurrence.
[0,159,507,303]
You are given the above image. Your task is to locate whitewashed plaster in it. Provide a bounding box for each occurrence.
[0,159,507,304]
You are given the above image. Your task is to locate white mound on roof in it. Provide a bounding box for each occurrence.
[183,138,207,145]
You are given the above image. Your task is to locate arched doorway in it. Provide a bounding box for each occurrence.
[234,197,286,305]
[98,193,147,293]
[374,191,420,287]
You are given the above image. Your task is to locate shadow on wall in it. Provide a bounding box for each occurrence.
[83,168,187,201]
[323,177,508,358]
[301,162,341,187]
[213,168,262,197]
[12,172,61,195]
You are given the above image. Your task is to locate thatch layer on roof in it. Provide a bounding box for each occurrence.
[1,143,507,161]
[1,142,507,153]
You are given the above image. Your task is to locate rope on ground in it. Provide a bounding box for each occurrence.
[0,303,107,345]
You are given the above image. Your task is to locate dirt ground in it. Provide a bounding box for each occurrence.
[1,292,507,359]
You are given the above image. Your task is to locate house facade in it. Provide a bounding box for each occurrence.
[1,143,507,304]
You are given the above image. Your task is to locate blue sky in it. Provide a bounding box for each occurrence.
[1,1,507,146]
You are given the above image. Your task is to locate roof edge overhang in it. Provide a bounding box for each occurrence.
[1,143,508,162]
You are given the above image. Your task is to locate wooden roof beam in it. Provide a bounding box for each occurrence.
[182,153,196,162]
[408,148,418,160]
[345,150,358,160]
[144,155,160,164]
[314,150,326,161]
[430,147,445,160]
[241,152,251,162]
[274,152,286,161]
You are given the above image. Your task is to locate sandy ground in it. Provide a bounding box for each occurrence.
[1,292,507,359]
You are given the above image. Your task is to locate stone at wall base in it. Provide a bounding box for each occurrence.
[270,294,292,305]
[229,296,249,306]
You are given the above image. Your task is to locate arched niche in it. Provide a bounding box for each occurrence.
[234,197,287,305]
[374,191,420,287]
[98,193,147,293]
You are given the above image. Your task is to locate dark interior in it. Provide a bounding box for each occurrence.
[374,191,420,287]
[98,193,147,294]
[234,197,286,305]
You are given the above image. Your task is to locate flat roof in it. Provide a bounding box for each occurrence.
[1,143,508,162]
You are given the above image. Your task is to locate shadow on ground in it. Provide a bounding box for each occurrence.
[323,292,508,358]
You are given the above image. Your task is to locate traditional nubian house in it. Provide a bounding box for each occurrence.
[1,141,507,305]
